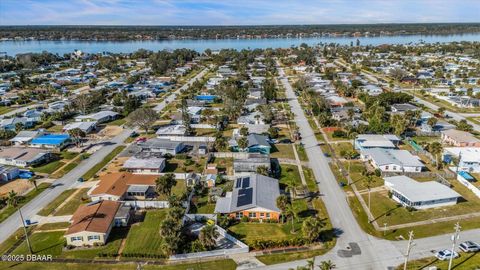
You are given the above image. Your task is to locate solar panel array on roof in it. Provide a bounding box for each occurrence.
[241,177,250,188]
[237,188,253,207]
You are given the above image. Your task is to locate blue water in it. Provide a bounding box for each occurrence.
[1,33,480,56]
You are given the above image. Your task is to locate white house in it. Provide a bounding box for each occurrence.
[123,155,166,174]
[362,148,424,172]
[354,134,401,151]
[384,175,461,209]
[443,147,480,173]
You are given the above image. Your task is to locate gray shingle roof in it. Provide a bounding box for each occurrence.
[214,174,280,213]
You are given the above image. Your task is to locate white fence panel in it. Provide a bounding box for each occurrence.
[457,174,480,199]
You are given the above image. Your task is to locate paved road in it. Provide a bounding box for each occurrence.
[260,66,480,270]
[0,128,132,244]
[153,67,210,112]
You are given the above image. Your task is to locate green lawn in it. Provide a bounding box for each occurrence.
[122,210,168,258]
[400,253,480,270]
[61,151,79,160]
[330,142,356,158]
[0,105,14,115]
[82,145,126,180]
[303,167,317,193]
[62,228,128,258]
[156,180,187,200]
[347,161,384,191]
[0,227,35,255]
[362,180,480,227]
[31,160,65,174]
[257,247,332,265]
[0,262,134,270]
[0,183,51,223]
[228,199,311,246]
[108,118,127,126]
[295,144,308,161]
[50,162,78,178]
[164,156,207,174]
[12,231,65,256]
[271,144,296,159]
[144,259,237,270]
[37,188,77,216]
[279,164,303,188]
[54,188,90,216]
[37,222,70,231]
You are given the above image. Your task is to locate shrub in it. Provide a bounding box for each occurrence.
[332,130,347,138]
[240,216,249,223]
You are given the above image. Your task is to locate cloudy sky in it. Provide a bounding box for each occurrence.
[1,0,479,25]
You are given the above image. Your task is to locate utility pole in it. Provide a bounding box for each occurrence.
[403,231,415,270]
[18,208,33,254]
[448,222,461,270]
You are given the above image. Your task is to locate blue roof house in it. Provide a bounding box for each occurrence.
[196,95,216,103]
[30,134,71,150]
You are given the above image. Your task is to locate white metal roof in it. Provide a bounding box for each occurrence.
[384,175,461,202]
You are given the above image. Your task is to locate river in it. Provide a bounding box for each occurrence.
[1,33,480,55]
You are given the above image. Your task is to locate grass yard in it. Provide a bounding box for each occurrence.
[156,180,187,200]
[0,183,51,223]
[31,160,65,174]
[295,144,308,161]
[54,188,91,216]
[0,227,35,255]
[410,135,441,145]
[61,151,79,160]
[362,182,480,227]
[83,145,126,180]
[346,161,384,191]
[330,142,356,158]
[108,118,127,126]
[122,210,168,258]
[303,167,318,193]
[400,253,480,270]
[144,259,237,270]
[37,188,77,216]
[37,222,70,231]
[12,231,65,256]
[270,144,296,160]
[0,105,14,115]
[194,128,217,136]
[213,157,234,175]
[279,164,303,189]
[50,162,78,178]
[164,156,207,174]
[0,262,135,270]
[257,247,332,265]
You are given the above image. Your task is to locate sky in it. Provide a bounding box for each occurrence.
[0,0,479,25]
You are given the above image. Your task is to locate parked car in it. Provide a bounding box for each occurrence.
[459,241,480,253]
[135,137,147,143]
[435,249,459,261]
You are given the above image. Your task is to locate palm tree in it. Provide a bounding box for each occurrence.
[428,142,443,169]
[285,178,297,199]
[302,217,326,243]
[276,195,289,224]
[427,117,438,128]
[306,258,315,270]
[155,174,177,197]
[237,137,249,152]
[256,165,269,176]
[199,224,219,250]
[285,203,298,234]
[7,190,19,207]
[28,178,37,190]
[319,260,336,270]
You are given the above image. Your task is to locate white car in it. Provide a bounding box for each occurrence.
[435,249,459,261]
[459,241,480,253]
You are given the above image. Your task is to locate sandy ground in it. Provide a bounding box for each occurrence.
[98,156,128,176]
[0,179,33,196]
[97,125,123,139]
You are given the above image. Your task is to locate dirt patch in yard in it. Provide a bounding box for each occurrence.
[0,179,33,197]
[98,157,128,176]
[96,125,123,139]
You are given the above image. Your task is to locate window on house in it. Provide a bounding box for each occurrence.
[87,235,100,241]
[266,213,271,219]
[248,212,256,218]
[71,236,83,241]
[236,212,243,219]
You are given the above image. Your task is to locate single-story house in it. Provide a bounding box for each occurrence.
[0,147,51,167]
[155,124,186,137]
[9,130,44,146]
[384,175,461,209]
[89,172,158,201]
[0,117,36,131]
[361,148,425,172]
[123,155,166,174]
[214,174,281,220]
[63,121,97,133]
[65,200,130,247]
[0,165,20,182]
[75,111,118,124]
[441,129,480,147]
[246,133,271,154]
[391,103,419,113]
[354,134,401,151]
[443,147,480,173]
[137,138,185,156]
[30,134,71,150]
[234,153,271,175]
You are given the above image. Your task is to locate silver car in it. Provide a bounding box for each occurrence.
[459,241,480,253]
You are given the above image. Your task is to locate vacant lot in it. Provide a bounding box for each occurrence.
[271,144,296,159]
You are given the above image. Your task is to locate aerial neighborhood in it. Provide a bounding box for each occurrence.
[0,23,480,270]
